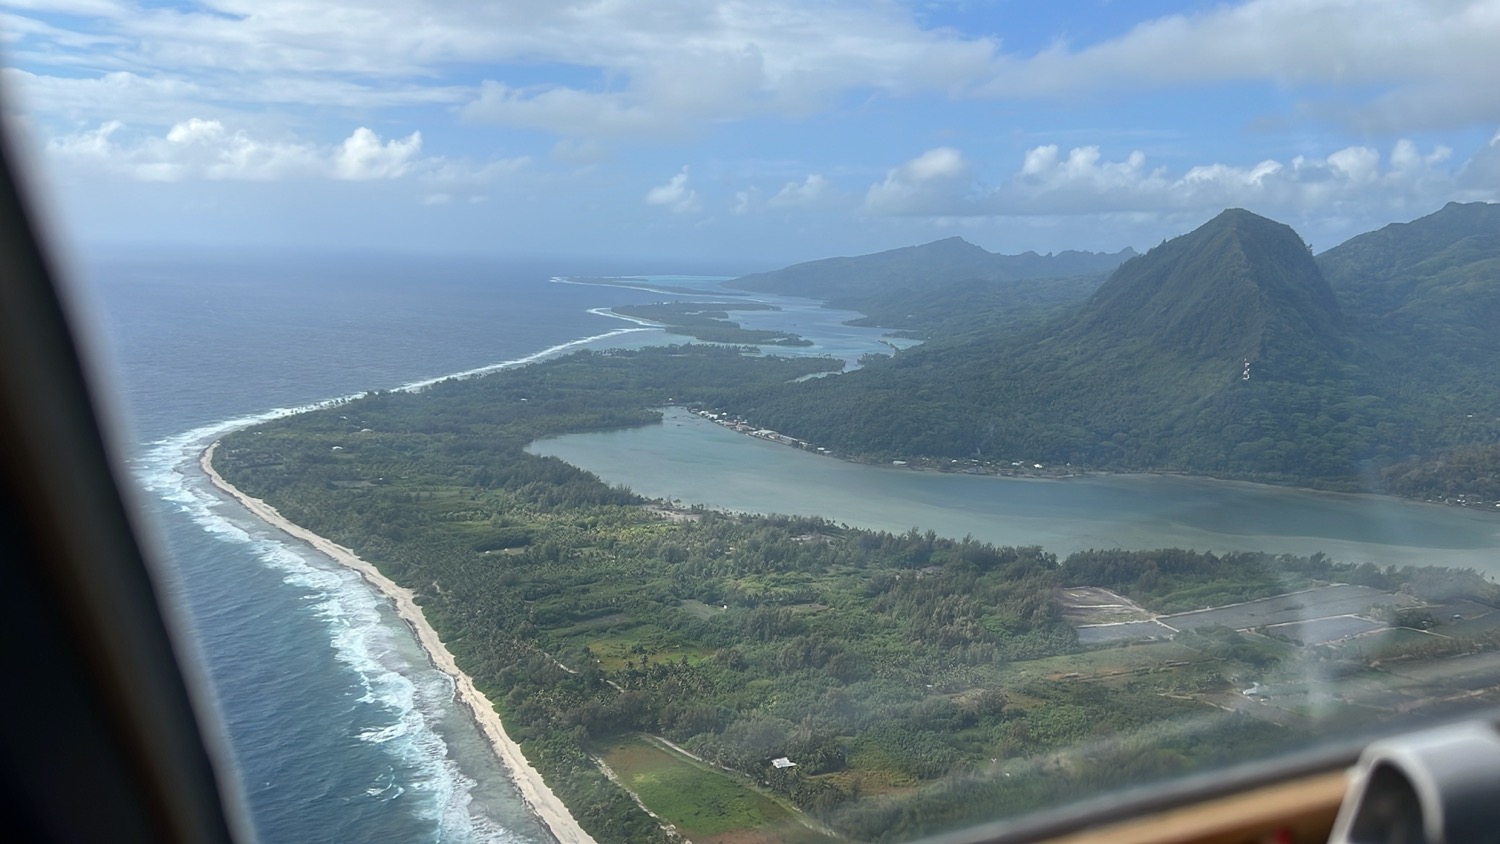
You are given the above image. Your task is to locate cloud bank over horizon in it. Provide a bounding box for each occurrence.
[3,0,1498,259]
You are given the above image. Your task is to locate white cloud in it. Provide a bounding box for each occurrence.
[46,118,321,181]
[979,0,1500,131]
[864,137,1496,220]
[1,1,127,16]
[864,147,972,214]
[7,1,1002,139]
[334,126,420,180]
[462,82,661,138]
[645,165,701,213]
[1457,129,1500,189]
[7,0,1498,144]
[44,119,451,183]
[768,173,831,207]
[731,187,760,215]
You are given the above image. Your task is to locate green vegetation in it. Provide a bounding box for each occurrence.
[601,736,822,842]
[717,206,1500,491]
[729,236,1131,304]
[613,302,814,346]
[1061,548,1500,614]
[1318,201,1500,502]
[207,203,1500,842]
[214,341,1500,842]
[727,236,1130,339]
[1382,444,1500,503]
[840,274,1108,340]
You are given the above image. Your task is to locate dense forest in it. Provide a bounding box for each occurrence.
[713,204,1500,495]
[215,343,1500,843]
[727,237,1131,341]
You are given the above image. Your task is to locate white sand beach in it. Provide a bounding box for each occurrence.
[201,442,595,844]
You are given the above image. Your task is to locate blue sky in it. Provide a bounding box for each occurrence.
[3,0,1498,266]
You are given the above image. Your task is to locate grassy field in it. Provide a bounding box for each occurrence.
[996,640,1204,684]
[571,623,714,671]
[600,736,830,844]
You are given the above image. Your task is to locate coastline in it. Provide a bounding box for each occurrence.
[683,408,1500,514]
[199,442,596,844]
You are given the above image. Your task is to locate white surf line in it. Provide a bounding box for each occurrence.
[202,444,597,844]
[549,275,738,298]
[401,326,657,391]
[137,326,664,469]
[586,307,663,328]
[147,323,675,842]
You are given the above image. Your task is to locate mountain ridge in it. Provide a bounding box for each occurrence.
[724,205,1500,484]
[728,236,1136,303]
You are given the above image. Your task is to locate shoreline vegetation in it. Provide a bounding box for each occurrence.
[200,442,598,844]
[609,301,816,347]
[196,202,1500,840]
[709,206,1500,509]
[206,343,1500,842]
[683,406,1500,513]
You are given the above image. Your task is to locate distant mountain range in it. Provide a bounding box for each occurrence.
[728,238,1136,338]
[731,237,1136,299]
[1320,201,1500,407]
[723,202,1500,488]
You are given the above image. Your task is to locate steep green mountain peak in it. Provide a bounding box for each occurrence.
[1074,207,1339,367]
[721,205,1499,481]
[1319,201,1500,313]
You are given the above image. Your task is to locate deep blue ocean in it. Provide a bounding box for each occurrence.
[67,251,897,843]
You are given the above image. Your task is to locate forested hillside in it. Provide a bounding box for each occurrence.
[840,273,1108,340]
[727,236,1132,336]
[724,210,1363,482]
[1319,201,1500,489]
[216,343,1500,842]
[714,205,1500,489]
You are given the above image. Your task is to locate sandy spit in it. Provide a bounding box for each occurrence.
[200,442,596,844]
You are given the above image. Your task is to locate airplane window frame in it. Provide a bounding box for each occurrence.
[0,120,243,843]
[2,63,1497,844]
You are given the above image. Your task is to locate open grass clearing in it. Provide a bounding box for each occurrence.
[1058,586,1154,624]
[1000,640,1202,684]
[600,736,830,843]
[680,598,726,620]
[581,624,714,670]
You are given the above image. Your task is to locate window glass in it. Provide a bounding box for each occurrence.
[4,3,1499,842]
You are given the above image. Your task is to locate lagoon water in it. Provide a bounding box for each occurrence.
[530,408,1500,571]
[68,251,1500,842]
[71,254,900,843]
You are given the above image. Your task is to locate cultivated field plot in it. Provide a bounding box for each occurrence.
[1160,584,1413,632]
[1076,620,1176,644]
[1263,615,1386,645]
[600,737,827,844]
[999,640,1203,684]
[1382,650,1500,687]
[1446,611,1500,637]
[1431,600,1498,620]
[1058,586,1153,624]
[575,623,713,671]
